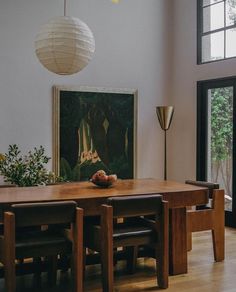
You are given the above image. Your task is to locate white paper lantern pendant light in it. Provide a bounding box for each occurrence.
[35,0,95,75]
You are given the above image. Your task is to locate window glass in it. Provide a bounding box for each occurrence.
[226,28,236,57]
[203,0,223,6]
[203,2,224,33]
[226,0,236,26]
[207,87,233,212]
[202,31,224,62]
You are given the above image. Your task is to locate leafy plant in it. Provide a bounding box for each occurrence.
[0,144,61,187]
[210,87,233,196]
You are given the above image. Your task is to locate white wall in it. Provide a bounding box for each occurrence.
[0,0,172,179]
[169,0,236,182]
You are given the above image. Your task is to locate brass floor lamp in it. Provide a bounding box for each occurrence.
[156,106,174,180]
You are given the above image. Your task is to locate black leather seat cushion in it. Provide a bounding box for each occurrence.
[113,222,153,240]
[15,230,72,258]
[85,220,155,250]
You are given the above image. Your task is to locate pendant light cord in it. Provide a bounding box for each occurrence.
[64,0,67,16]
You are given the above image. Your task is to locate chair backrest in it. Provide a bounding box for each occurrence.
[185,180,219,198]
[10,201,77,227]
[106,194,163,218]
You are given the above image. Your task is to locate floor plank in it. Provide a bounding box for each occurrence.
[0,227,235,291]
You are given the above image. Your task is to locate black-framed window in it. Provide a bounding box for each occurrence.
[197,0,236,64]
[197,76,236,227]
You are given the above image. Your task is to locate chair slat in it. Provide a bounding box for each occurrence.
[11,201,77,227]
[107,194,163,217]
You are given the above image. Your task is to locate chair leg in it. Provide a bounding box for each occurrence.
[155,246,168,289]
[4,212,16,292]
[83,248,87,280]
[212,189,225,262]
[4,257,16,292]
[100,205,114,292]
[60,254,70,272]
[212,221,225,261]
[187,232,192,251]
[47,255,58,286]
[186,206,193,252]
[126,246,138,274]
[72,207,84,292]
[156,200,169,289]
[100,243,113,292]
[33,256,42,286]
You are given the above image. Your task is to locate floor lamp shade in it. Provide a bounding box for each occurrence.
[156,106,174,180]
[35,16,95,75]
[156,106,174,131]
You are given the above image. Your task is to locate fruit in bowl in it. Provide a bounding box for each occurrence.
[90,170,117,187]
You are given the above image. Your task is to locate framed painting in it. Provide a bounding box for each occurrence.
[53,86,137,181]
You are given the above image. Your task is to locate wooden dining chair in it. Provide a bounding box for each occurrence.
[185,180,225,261]
[0,185,16,233]
[0,200,83,292]
[84,194,169,292]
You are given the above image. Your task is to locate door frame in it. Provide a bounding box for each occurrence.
[197,76,236,227]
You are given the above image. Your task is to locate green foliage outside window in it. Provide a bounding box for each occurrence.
[210,87,233,196]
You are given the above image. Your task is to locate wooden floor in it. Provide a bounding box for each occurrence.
[0,227,235,291]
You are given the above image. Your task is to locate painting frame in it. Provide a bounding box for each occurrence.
[53,85,137,181]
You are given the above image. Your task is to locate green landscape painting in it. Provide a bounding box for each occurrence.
[54,87,137,181]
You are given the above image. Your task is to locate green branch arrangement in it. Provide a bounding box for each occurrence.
[0,144,62,187]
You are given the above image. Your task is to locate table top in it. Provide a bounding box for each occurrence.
[0,179,208,211]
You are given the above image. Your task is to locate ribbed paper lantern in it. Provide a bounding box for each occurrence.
[35,16,95,75]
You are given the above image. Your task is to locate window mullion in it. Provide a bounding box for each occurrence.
[224,0,226,58]
[202,23,236,36]
[203,0,224,9]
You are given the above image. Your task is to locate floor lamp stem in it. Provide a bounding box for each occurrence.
[164,130,167,180]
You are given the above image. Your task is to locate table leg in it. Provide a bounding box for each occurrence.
[169,207,187,275]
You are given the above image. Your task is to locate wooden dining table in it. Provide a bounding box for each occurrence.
[0,178,208,276]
